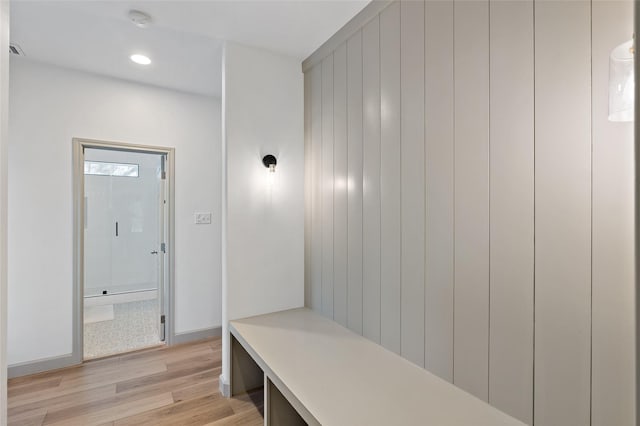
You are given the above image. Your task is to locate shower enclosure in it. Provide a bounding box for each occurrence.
[82,147,167,358]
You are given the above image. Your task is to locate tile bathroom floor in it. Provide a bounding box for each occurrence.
[84,299,161,359]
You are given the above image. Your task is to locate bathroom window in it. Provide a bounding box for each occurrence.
[84,161,139,177]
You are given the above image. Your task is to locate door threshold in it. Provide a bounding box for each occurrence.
[83,341,166,362]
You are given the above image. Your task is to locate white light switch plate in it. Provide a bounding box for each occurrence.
[195,212,212,224]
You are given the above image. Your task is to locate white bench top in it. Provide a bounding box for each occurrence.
[229,307,524,426]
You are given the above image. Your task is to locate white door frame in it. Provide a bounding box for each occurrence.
[72,138,175,363]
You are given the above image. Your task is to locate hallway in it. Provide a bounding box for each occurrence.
[8,338,263,425]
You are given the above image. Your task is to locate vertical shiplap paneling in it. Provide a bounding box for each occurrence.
[347,30,364,335]
[309,64,323,311]
[453,0,490,401]
[379,1,401,354]
[321,55,334,318]
[333,43,349,328]
[304,68,311,309]
[489,1,534,423]
[534,2,592,424]
[362,16,381,344]
[400,0,425,367]
[591,1,635,424]
[424,0,454,382]
[305,1,634,422]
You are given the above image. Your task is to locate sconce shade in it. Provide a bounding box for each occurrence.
[608,39,634,122]
[262,155,277,169]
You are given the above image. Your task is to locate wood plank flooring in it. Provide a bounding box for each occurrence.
[8,338,264,426]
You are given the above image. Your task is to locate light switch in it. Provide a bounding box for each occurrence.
[195,212,212,224]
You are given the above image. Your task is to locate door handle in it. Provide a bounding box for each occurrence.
[150,250,158,255]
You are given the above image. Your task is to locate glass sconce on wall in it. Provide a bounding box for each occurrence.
[262,154,277,173]
[262,154,277,189]
[608,38,634,122]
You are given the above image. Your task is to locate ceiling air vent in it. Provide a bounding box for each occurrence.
[9,44,24,56]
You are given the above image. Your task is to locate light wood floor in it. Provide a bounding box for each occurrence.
[8,338,264,426]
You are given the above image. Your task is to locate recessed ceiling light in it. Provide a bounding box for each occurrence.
[130,54,151,65]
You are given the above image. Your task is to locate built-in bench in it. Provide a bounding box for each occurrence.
[229,308,525,426]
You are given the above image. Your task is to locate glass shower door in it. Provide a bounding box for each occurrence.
[83,148,165,359]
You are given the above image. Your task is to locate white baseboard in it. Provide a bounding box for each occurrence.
[219,374,230,397]
[8,353,78,379]
[8,326,222,379]
[173,326,222,345]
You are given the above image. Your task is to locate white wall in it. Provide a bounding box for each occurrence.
[0,1,9,423]
[8,58,222,365]
[304,1,634,425]
[221,42,304,386]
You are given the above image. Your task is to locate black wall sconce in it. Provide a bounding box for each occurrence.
[263,154,277,172]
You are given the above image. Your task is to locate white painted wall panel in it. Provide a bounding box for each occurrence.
[453,0,490,401]
[347,31,364,335]
[304,67,311,309]
[424,0,454,382]
[488,1,534,423]
[0,3,8,420]
[309,65,323,312]
[378,2,402,354]
[591,1,635,424]
[534,2,592,424]
[321,55,335,319]
[222,42,304,383]
[399,0,425,368]
[304,2,634,423]
[333,43,349,328]
[362,16,381,344]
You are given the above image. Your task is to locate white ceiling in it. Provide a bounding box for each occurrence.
[10,0,369,97]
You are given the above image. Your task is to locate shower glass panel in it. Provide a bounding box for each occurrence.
[83,147,165,359]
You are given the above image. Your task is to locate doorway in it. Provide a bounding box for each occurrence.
[73,139,175,361]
